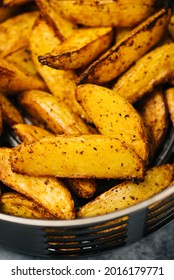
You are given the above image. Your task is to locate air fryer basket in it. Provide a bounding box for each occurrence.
[0,126,173,259]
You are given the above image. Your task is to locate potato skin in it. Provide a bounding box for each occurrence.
[10,135,145,179]
[78,8,171,85]
[76,84,148,162]
[165,88,174,125]
[77,164,174,218]
[113,43,174,103]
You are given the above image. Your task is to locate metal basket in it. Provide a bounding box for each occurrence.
[0,126,173,259]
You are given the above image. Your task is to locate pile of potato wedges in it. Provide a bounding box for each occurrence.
[0,0,173,220]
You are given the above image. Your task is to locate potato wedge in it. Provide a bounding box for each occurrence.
[0,11,39,57]
[168,14,174,40]
[30,16,88,120]
[35,0,77,40]
[78,8,171,85]
[5,46,38,76]
[77,164,174,218]
[137,88,169,152]
[165,88,174,125]
[3,0,32,7]
[13,123,97,199]
[39,27,114,70]
[0,59,46,93]
[10,135,145,179]
[112,43,174,103]
[48,0,156,27]
[20,90,92,134]
[13,124,53,143]
[1,93,24,125]
[0,192,54,219]
[0,148,75,219]
[76,84,148,162]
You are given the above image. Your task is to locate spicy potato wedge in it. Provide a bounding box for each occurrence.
[48,0,156,27]
[30,16,87,120]
[77,164,174,218]
[10,135,145,179]
[112,43,174,103]
[1,93,24,125]
[35,0,77,40]
[0,59,46,94]
[13,124,53,143]
[165,88,174,125]
[0,148,75,219]
[76,84,148,162]
[78,8,171,85]
[20,90,92,134]
[0,11,39,57]
[0,192,54,219]
[13,123,97,199]
[39,27,114,70]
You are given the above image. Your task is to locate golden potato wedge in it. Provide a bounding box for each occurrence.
[0,148,75,219]
[78,8,171,85]
[0,59,46,93]
[77,164,174,218]
[3,0,32,7]
[35,0,77,40]
[112,43,174,103]
[13,124,53,143]
[48,0,156,27]
[10,135,145,179]
[20,90,92,134]
[13,123,97,199]
[0,11,39,57]
[76,84,148,162]
[168,14,174,40]
[39,27,114,70]
[30,16,88,120]
[165,88,174,125]
[0,192,54,219]
[5,46,38,76]
[137,88,169,152]
[1,93,24,125]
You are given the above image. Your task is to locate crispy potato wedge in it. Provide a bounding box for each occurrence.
[48,0,156,27]
[3,0,32,7]
[0,11,39,57]
[13,123,53,143]
[168,14,174,40]
[0,192,54,219]
[165,88,174,125]
[13,123,97,199]
[39,27,114,70]
[5,46,38,76]
[10,135,145,179]
[78,8,171,85]
[30,16,88,120]
[1,93,24,125]
[137,88,169,152]
[77,164,174,218]
[0,95,2,135]
[112,43,174,103]
[20,90,92,134]
[35,0,77,40]
[0,148,75,219]
[0,59,46,93]
[76,84,148,162]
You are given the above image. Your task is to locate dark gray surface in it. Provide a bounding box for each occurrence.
[0,221,174,260]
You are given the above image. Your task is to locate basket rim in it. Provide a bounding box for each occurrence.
[0,183,174,227]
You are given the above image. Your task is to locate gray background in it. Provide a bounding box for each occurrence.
[0,220,174,260]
